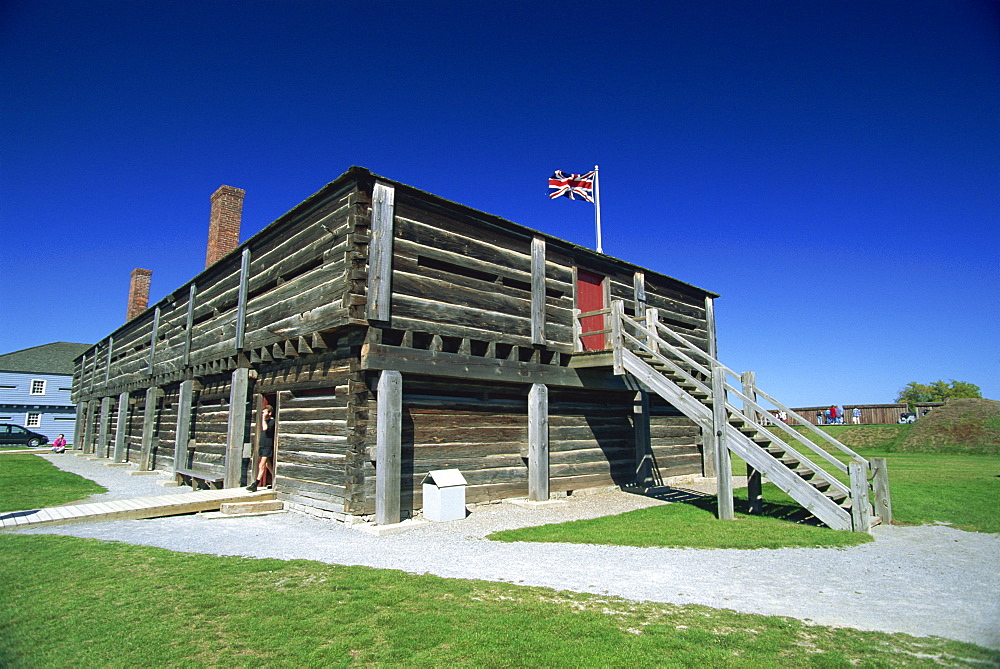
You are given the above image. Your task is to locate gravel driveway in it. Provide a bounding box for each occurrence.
[15,452,1000,650]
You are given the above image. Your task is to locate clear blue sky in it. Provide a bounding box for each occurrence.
[2,1,997,406]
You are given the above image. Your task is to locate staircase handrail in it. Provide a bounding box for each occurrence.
[722,399,852,497]
[748,386,868,464]
[619,329,713,395]
[722,382,852,476]
[619,319,713,381]
[647,317,741,377]
[609,300,868,471]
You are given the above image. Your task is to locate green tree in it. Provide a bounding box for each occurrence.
[896,379,982,408]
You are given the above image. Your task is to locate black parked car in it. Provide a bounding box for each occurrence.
[0,424,49,447]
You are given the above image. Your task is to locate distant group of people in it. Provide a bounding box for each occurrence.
[814,406,863,425]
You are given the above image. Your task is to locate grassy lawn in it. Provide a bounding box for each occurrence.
[859,451,1000,533]
[493,446,998,548]
[2,533,996,668]
[0,453,106,512]
[489,491,873,549]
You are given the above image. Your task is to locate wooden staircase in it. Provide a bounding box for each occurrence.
[579,300,891,532]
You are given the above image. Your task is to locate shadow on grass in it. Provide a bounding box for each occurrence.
[632,485,824,527]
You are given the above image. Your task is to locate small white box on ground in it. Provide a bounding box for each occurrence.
[422,469,468,522]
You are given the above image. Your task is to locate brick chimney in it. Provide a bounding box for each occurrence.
[205,185,246,268]
[126,268,152,322]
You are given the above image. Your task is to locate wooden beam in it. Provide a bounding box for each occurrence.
[849,461,872,532]
[82,399,97,454]
[148,306,160,375]
[531,236,546,346]
[89,351,98,393]
[97,396,112,459]
[375,370,402,525]
[741,371,763,514]
[311,331,329,350]
[633,390,653,487]
[704,296,718,359]
[139,386,161,471]
[72,403,85,451]
[174,380,196,473]
[183,284,197,366]
[113,391,129,462]
[366,182,395,323]
[104,336,114,384]
[225,367,251,488]
[527,383,549,501]
[712,364,734,520]
[633,271,646,317]
[362,343,633,390]
[235,248,251,350]
[871,457,892,524]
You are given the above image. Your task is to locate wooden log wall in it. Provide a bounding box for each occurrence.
[378,195,712,356]
[125,394,145,463]
[253,339,368,514]
[72,184,366,402]
[358,377,703,515]
[274,385,351,514]
[151,386,179,471]
[99,397,121,459]
[647,396,704,479]
[360,377,530,513]
[185,377,239,478]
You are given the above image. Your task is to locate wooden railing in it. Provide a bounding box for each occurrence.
[575,300,892,530]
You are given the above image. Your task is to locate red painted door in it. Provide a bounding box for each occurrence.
[577,269,606,351]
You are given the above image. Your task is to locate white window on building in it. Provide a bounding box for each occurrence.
[26,413,41,428]
[30,379,46,395]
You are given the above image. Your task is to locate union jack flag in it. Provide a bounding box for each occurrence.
[548,170,595,203]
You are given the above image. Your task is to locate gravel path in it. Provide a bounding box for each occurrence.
[15,451,1000,650]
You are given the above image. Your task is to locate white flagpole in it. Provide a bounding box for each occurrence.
[593,164,602,253]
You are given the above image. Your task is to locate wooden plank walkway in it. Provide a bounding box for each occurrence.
[0,489,277,531]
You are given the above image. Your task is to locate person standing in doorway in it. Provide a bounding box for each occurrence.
[247,405,275,492]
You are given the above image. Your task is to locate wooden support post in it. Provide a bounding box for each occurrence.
[633,390,653,487]
[97,396,112,458]
[849,461,872,532]
[527,383,549,502]
[870,457,892,525]
[375,370,402,525]
[183,284,196,366]
[104,336,114,384]
[72,402,85,451]
[113,391,129,462]
[139,386,160,471]
[633,271,646,318]
[701,296,719,480]
[148,305,160,375]
[366,182,395,323]
[611,300,624,375]
[741,371,762,514]
[225,367,250,488]
[235,248,251,350]
[174,380,197,473]
[704,296,718,359]
[531,236,546,346]
[712,364,734,520]
[89,351,98,393]
[644,307,659,353]
[572,309,583,353]
[82,399,97,454]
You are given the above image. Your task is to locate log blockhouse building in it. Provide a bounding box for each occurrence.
[73,167,890,531]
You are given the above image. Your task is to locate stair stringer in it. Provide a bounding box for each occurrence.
[620,349,854,531]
